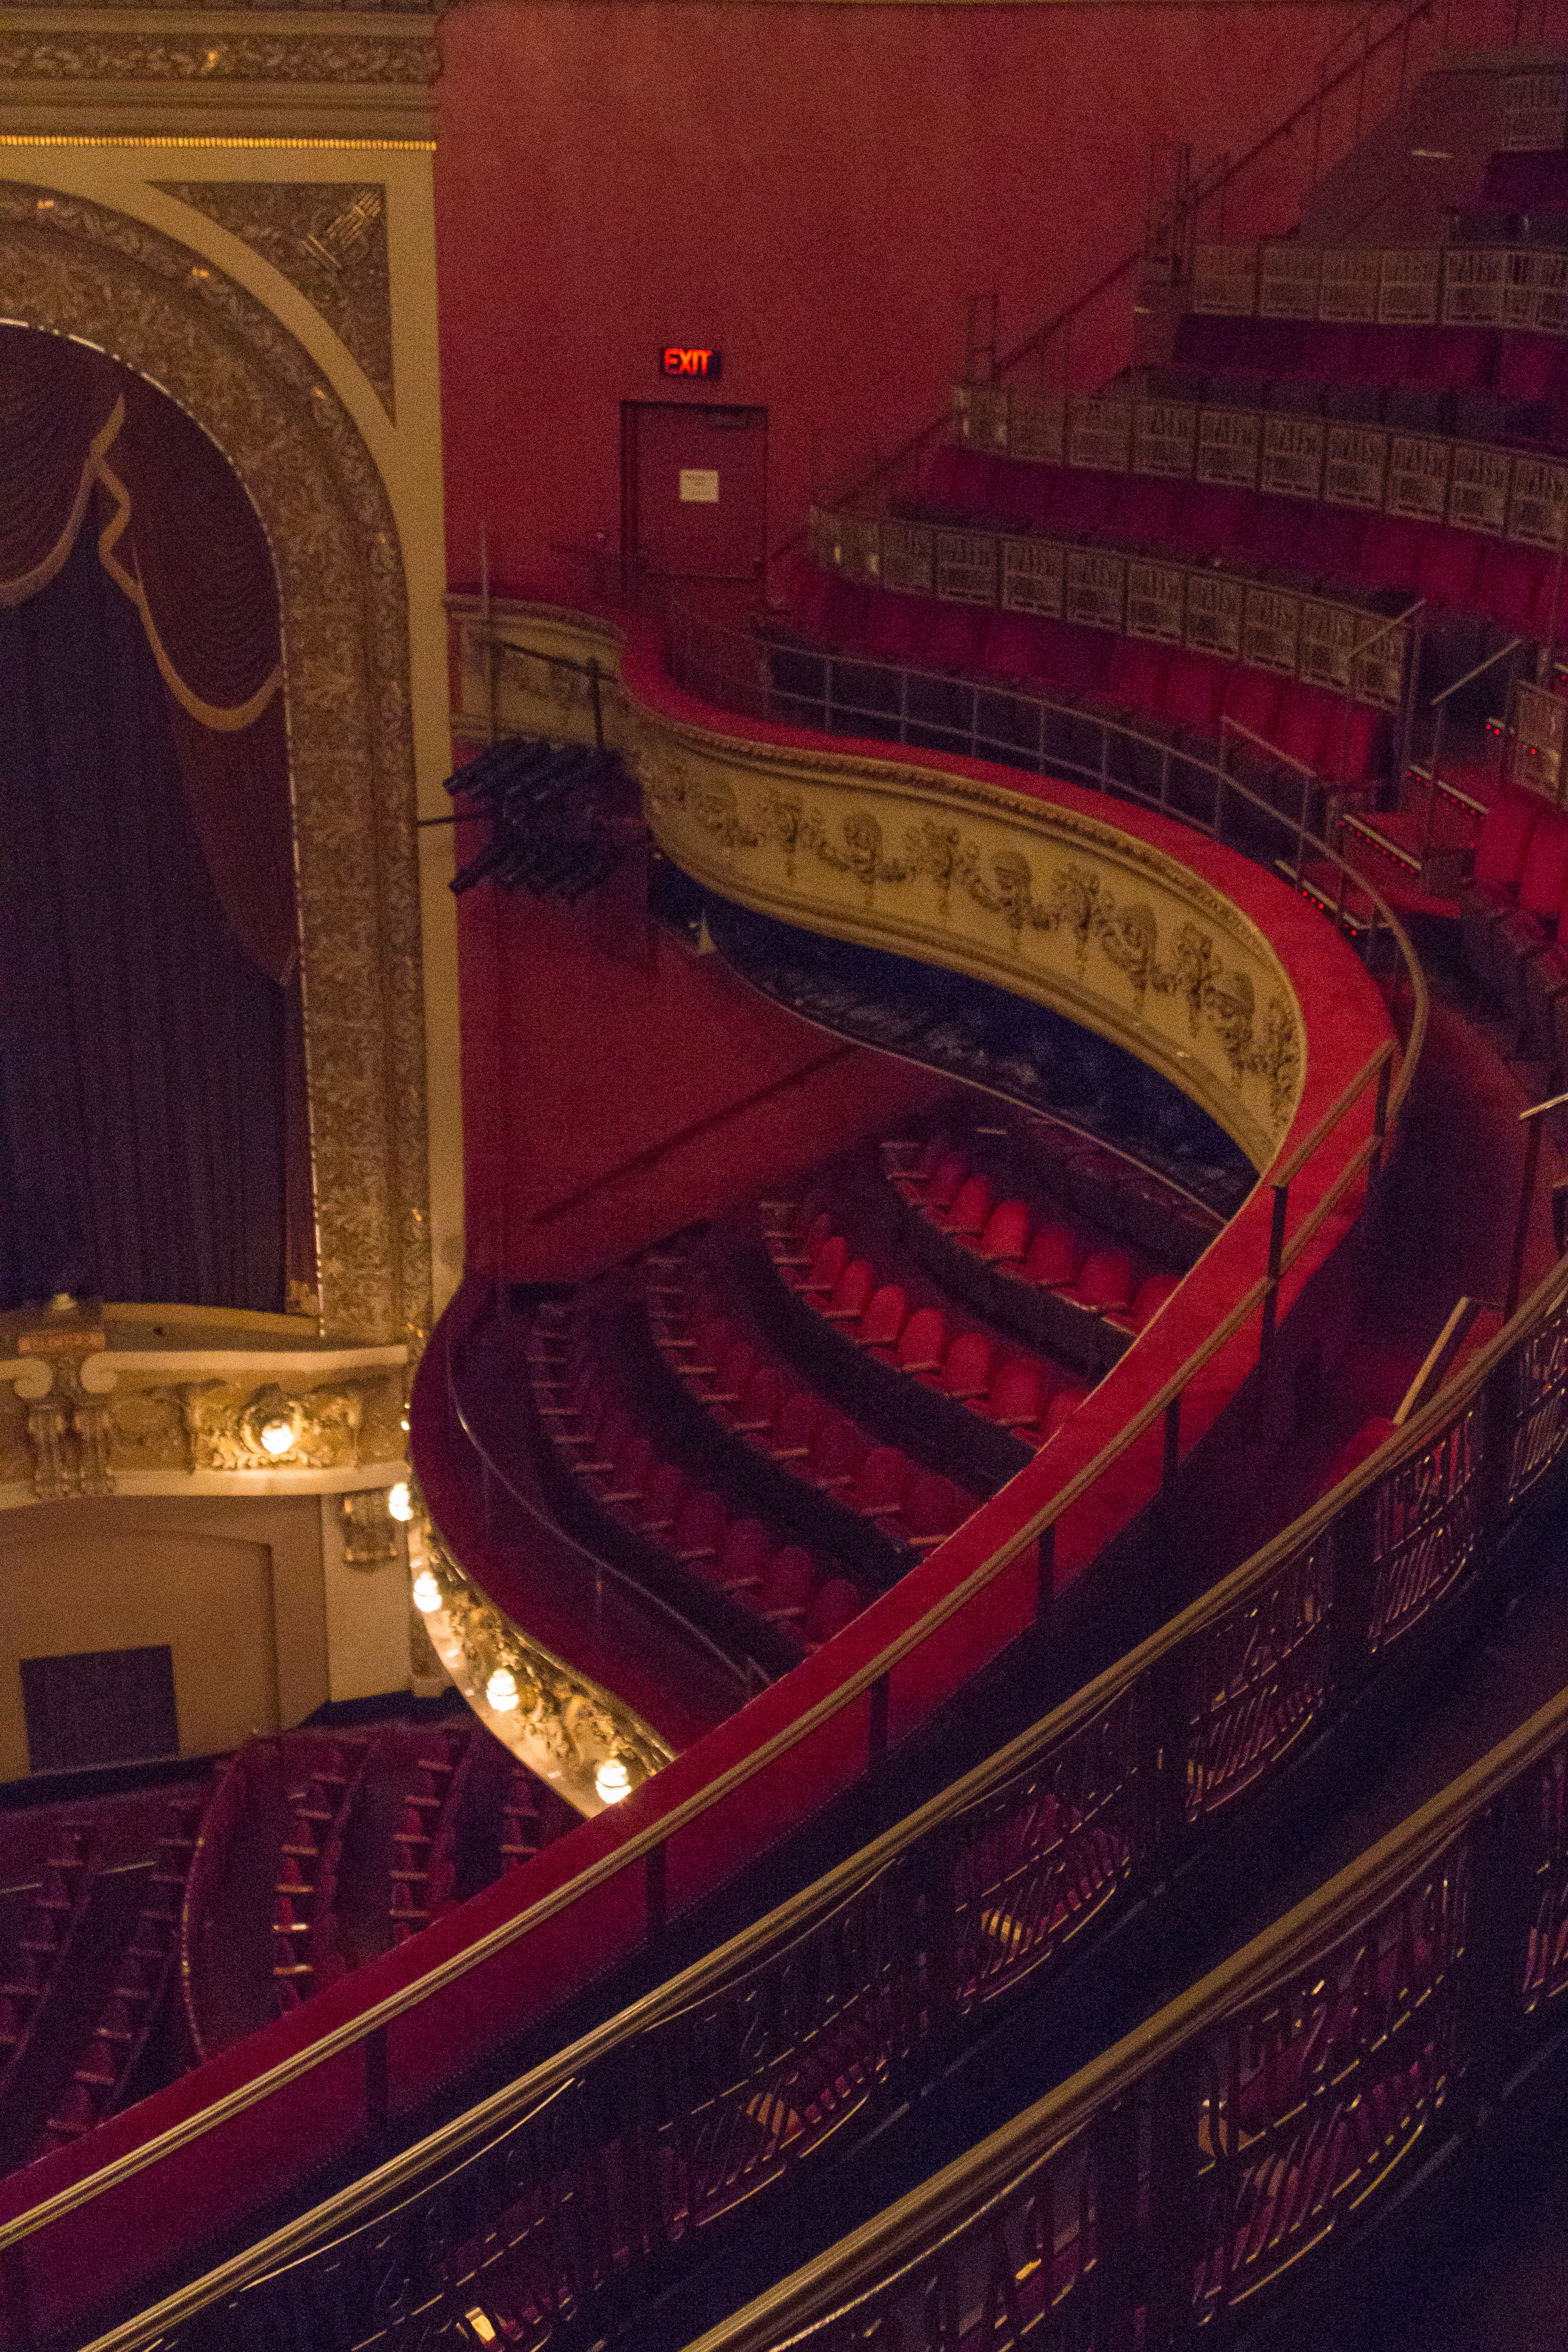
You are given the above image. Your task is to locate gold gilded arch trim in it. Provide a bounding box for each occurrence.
[0,183,430,1348]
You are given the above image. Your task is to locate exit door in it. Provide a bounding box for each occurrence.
[622,402,768,592]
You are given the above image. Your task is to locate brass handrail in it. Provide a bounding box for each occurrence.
[681,1668,1568,2352]
[0,616,1424,2313]
[69,1223,1568,2352]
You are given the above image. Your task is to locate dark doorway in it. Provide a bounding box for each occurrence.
[21,1646,180,1773]
[622,402,768,602]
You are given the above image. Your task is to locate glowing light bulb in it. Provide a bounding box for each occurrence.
[411,1571,441,1614]
[259,1417,297,1457]
[486,1667,519,1713]
[594,1756,632,1804]
[387,1480,413,1523]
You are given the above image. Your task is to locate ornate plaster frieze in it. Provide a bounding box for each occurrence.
[0,187,431,1352]
[408,1508,673,1819]
[157,178,393,412]
[0,1317,407,1505]
[0,7,438,137]
[446,598,1303,1170]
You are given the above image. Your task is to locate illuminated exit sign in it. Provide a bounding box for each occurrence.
[661,345,722,380]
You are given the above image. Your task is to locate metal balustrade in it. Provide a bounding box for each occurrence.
[680,1569,1568,2352]
[53,1250,1568,2352]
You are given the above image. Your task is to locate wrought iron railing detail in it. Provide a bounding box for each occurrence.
[64,1252,1568,2352]
[689,1701,1568,2352]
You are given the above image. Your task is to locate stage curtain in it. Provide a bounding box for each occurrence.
[0,325,311,1311]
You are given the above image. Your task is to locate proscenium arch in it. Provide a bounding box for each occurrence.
[0,180,430,1350]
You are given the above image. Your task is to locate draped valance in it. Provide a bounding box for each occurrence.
[0,327,296,986]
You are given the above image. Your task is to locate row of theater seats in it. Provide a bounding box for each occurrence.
[1142,360,1545,439]
[526,1301,868,1649]
[883,1138,1181,1338]
[1000,1112,1223,1266]
[270,1738,363,2013]
[181,1727,572,2059]
[1171,314,1568,407]
[39,1802,201,2157]
[1459,786,1568,1073]
[640,1242,980,1545]
[923,439,1561,642]
[784,576,1392,792]
[764,1204,1093,1444]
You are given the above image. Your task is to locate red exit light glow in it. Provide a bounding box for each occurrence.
[661,347,721,379]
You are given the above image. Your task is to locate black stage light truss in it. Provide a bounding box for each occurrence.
[437,735,640,902]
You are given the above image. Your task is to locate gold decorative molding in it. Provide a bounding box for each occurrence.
[157,177,393,410]
[409,1508,674,1818]
[448,598,1303,1171]
[0,7,439,137]
[0,1309,407,1504]
[0,186,432,1352]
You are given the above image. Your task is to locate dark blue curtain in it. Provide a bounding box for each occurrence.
[0,526,288,1312]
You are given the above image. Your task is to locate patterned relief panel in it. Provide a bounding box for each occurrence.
[640,737,1304,1171]
[157,184,394,415]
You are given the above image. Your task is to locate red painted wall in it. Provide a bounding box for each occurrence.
[459,850,955,1282]
[435,0,1353,604]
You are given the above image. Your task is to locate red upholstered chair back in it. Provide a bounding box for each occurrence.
[769,1388,823,1457]
[1024,1224,1083,1288]
[945,1174,992,1235]
[759,1548,815,1618]
[1043,1384,1089,1437]
[1516,810,1568,921]
[804,1578,861,1644]
[1475,793,1543,892]
[715,1518,772,1590]
[858,1284,907,1351]
[851,1446,909,1514]
[988,1357,1044,1427]
[979,1199,1031,1264]
[896,1307,947,1371]
[940,1331,992,1399]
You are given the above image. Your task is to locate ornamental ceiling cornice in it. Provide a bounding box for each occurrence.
[0,3,438,139]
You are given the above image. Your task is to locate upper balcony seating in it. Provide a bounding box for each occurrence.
[1459,789,1568,1069]
[527,1299,872,1648]
[1171,314,1526,402]
[922,431,1563,647]
[782,575,1393,806]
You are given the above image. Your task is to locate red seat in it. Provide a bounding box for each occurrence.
[1067,1248,1137,1315]
[978,1199,1031,1264]
[768,1388,823,1460]
[597,1431,655,1502]
[858,1284,908,1356]
[632,1461,686,1533]
[804,1578,861,1644]
[800,1235,848,1296]
[714,1518,772,1592]
[923,1152,969,1215]
[943,1174,992,1237]
[1023,1224,1083,1288]
[896,1307,947,1372]
[808,1415,865,1490]
[758,1548,816,1623]
[712,1339,760,1402]
[730,1364,786,1434]
[820,1259,874,1323]
[672,1489,727,1563]
[939,1332,993,1401]
[849,1445,910,1519]
[1132,1273,1181,1329]
[987,1357,1045,1430]
[1042,1385,1089,1439]
[902,1472,970,1550]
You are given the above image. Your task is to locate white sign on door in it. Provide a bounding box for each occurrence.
[679,469,720,503]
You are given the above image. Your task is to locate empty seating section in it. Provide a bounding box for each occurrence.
[641,1237,983,1562]
[525,1296,869,1647]
[36,1800,201,2159]
[1460,789,1568,1069]
[270,1740,363,2014]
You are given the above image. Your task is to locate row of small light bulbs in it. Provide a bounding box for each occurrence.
[408,1536,633,1807]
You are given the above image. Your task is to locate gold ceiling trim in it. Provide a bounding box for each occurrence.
[0,184,431,1351]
